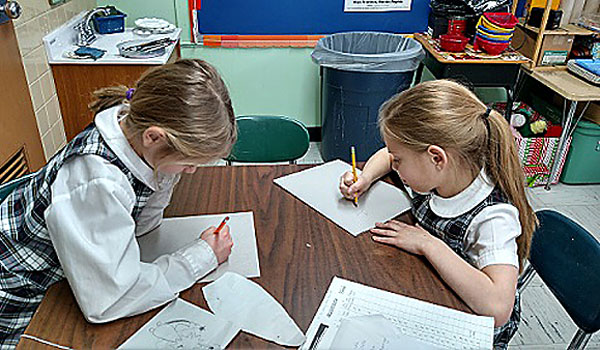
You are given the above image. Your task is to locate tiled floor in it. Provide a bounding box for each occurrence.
[291,143,600,349]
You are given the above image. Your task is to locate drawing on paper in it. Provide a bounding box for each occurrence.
[149,319,221,350]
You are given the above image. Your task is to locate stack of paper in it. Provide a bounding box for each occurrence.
[302,277,495,350]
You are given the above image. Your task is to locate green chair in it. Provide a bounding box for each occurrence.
[519,210,600,349]
[0,173,34,203]
[226,115,310,165]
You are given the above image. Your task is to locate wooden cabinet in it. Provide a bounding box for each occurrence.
[51,46,180,141]
[1,18,45,182]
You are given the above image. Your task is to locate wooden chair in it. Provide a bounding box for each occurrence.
[226,115,310,165]
[519,210,600,349]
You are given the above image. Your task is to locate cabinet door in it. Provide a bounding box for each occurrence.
[0,0,46,183]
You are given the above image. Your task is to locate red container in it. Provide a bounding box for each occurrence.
[473,35,509,54]
[448,17,467,35]
[483,12,519,29]
[440,34,469,52]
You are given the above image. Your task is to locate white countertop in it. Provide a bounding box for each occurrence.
[43,11,181,65]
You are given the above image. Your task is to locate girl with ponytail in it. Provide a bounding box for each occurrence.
[339,79,536,349]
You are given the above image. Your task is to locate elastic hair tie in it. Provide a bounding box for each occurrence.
[482,106,492,120]
[125,88,135,101]
[482,107,492,148]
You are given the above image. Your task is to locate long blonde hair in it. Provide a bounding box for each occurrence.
[89,59,237,162]
[379,79,536,272]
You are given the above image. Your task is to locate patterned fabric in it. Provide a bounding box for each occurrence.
[411,188,521,350]
[0,124,153,348]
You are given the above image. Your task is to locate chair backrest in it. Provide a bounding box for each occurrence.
[530,210,600,333]
[0,173,35,203]
[227,115,310,163]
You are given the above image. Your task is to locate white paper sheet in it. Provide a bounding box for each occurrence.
[118,298,239,350]
[274,160,411,236]
[330,315,443,350]
[137,211,260,282]
[203,272,305,346]
[301,277,494,350]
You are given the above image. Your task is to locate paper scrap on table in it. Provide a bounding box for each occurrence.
[118,298,239,350]
[330,315,443,350]
[273,160,411,236]
[137,211,260,282]
[203,272,305,346]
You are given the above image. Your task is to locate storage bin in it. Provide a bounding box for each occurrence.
[560,120,600,184]
[515,133,571,187]
[93,8,126,34]
[494,101,571,187]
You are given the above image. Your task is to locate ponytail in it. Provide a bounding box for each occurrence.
[88,85,129,114]
[486,110,538,272]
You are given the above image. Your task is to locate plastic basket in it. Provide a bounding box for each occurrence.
[93,10,127,34]
[473,35,510,54]
[483,12,519,29]
[476,25,514,40]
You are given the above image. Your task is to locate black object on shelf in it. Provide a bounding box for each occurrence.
[527,8,563,30]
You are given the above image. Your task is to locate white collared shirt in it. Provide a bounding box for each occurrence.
[406,171,521,270]
[44,106,217,323]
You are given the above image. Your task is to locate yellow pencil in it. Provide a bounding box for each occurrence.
[351,146,358,207]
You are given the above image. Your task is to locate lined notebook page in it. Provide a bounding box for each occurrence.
[302,277,494,350]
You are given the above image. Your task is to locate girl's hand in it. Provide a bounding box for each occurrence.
[370,220,436,256]
[339,171,372,200]
[200,225,233,264]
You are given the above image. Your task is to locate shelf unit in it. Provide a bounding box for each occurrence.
[511,1,596,71]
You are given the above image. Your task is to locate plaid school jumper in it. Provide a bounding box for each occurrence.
[411,188,521,350]
[0,124,153,347]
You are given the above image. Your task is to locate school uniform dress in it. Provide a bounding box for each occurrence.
[0,105,218,347]
[407,171,521,350]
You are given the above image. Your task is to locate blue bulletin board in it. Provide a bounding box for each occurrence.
[195,0,431,35]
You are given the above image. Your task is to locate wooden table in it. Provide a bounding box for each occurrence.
[17,165,469,349]
[414,33,530,120]
[520,67,600,189]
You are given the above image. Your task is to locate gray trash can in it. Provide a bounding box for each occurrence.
[312,32,424,162]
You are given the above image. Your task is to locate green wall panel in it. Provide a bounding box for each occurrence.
[181,46,321,127]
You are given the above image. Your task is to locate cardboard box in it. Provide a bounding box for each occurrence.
[583,102,600,125]
[513,26,574,66]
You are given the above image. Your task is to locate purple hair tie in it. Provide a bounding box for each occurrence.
[125,88,135,101]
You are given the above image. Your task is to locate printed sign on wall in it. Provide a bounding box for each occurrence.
[344,0,412,12]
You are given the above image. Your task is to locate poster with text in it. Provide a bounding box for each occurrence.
[344,0,411,12]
